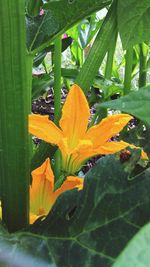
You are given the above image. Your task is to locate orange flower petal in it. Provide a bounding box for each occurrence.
[88,140,148,159]
[30,213,41,224]
[53,176,84,202]
[95,140,134,154]
[30,159,84,224]
[30,158,54,216]
[29,114,63,145]
[85,114,133,147]
[66,140,148,172]
[59,84,90,148]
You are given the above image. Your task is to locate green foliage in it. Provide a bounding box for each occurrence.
[26,0,111,54]
[32,74,52,99]
[26,0,42,16]
[93,78,123,100]
[120,124,150,158]
[0,225,55,267]
[1,155,150,266]
[113,223,150,267]
[101,85,150,126]
[27,155,150,266]
[1,0,150,264]
[30,142,57,172]
[67,14,103,49]
[76,0,117,93]
[118,0,150,49]
[33,37,72,67]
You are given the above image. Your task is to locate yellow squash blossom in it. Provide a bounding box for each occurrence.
[30,158,83,224]
[29,84,147,174]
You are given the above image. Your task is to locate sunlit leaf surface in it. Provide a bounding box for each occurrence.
[118,0,150,49]
[113,223,150,267]
[101,86,150,126]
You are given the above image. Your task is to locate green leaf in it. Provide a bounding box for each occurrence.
[118,0,150,49]
[120,124,150,158]
[61,68,79,79]
[30,142,57,172]
[67,15,103,49]
[0,225,56,267]
[1,155,149,266]
[113,222,150,267]
[26,0,42,16]
[76,0,117,93]
[70,41,83,66]
[32,74,52,99]
[93,78,123,100]
[26,0,111,53]
[101,85,150,126]
[29,155,150,266]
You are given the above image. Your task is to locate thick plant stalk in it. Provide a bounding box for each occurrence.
[139,43,148,88]
[76,0,117,94]
[123,47,133,95]
[0,1,32,231]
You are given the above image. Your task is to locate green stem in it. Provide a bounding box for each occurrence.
[139,43,148,88]
[0,1,32,231]
[53,36,62,124]
[123,47,133,95]
[105,32,117,80]
[75,0,117,94]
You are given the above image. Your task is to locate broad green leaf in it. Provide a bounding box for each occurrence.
[113,222,150,267]
[1,155,149,266]
[29,155,150,267]
[26,0,111,53]
[93,78,123,100]
[0,225,55,267]
[118,0,150,49]
[120,124,150,158]
[101,86,150,126]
